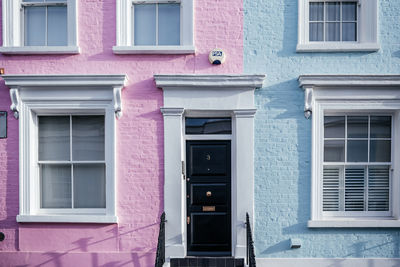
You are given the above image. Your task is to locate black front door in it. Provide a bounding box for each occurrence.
[186,140,231,256]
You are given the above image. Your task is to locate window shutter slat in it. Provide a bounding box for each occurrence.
[345,168,364,211]
[368,166,390,211]
[323,168,340,211]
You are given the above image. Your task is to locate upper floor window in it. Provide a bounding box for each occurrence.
[113,0,194,54]
[0,0,79,54]
[23,0,68,46]
[309,2,357,42]
[297,0,379,52]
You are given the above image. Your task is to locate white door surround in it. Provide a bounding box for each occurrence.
[154,74,265,264]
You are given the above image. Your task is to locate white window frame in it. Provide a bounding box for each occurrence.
[297,0,380,52]
[299,75,400,228]
[3,74,127,223]
[1,0,79,55]
[113,0,194,54]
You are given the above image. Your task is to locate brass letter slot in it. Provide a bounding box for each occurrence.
[202,206,216,212]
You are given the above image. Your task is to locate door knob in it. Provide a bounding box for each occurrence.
[206,191,212,197]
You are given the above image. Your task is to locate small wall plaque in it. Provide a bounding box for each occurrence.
[0,112,7,138]
[202,206,216,212]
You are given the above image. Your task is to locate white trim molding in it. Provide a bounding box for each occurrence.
[298,74,400,228]
[256,258,400,267]
[1,0,79,55]
[297,0,379,52]
[114,0,194,54]
[155,74,265,263]
[2,74,127,224]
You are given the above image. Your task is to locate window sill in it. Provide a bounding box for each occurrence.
[112,45,195,55]
[17,214,118,223]
[296,43,380,53]
[308,219,400,228]
[0,46,80,55]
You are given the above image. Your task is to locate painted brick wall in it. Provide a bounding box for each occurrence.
[245,0,400,258]
[0,0,243,265]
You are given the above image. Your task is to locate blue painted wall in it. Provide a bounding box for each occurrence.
[245,0,400,258]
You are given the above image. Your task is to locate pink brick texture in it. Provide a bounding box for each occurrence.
[0,0,243,266]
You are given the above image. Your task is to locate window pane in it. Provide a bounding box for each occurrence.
[72,116,105,161]
[370,140,391,162]
[347,116,368,138]
[0,112,6,138]
[25,7,46,46]
[342,2,357,21]
[48,6,68,46]
[74,164,106,208]
[342,22,356,41]
[326,2,340,21]
[39,116,70,161]
[326,22,340,41]
[347,140,368,162]
[134,4,156,45]
[309,23,324,41]
[41,164,71,208]
[185,118,232,135]
[158,4,180,45]
[370,116,391,138]
[309,2,324,21]
[324,140,345,162]
[324,116,345,138]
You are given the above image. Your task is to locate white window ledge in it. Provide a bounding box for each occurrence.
[0,46,80,55]
[17,215,118,224]
[296,43,380,53]
[308,219,400,228]
[112,45,195,55]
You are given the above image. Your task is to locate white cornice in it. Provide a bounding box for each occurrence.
[298,75,400,88]
[1,74,127,87]
[154,74,266,89]
[2,74,128,119]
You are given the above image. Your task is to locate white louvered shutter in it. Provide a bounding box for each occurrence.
[368,166,390,211]
[345,168,365,211]
[323,167,340,211]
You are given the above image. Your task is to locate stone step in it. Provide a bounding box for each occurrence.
[170,257,245,267]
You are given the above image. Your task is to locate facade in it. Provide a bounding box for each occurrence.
[0,0,399,267]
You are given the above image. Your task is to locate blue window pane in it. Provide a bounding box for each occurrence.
[309,2,324,21]
[342,22,356,41]
[324,140,345,162]
[48,6,68,46]
[324,116,345,138]
[158,4,180,45]
[347,116,368,138]
[134,4,156,45]
[326,2,340,21]
[326,22,340,41]
[342,2,357,21]
[347,140,368,162]
[186,118,232,135]
[25,6,46,46]
[370,140,391,162]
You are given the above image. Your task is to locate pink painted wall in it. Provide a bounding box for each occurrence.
[0,0,243,265]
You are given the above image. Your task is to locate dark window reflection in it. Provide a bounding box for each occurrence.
[185,118,232,134]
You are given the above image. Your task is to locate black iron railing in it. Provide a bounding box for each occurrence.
[246,212,256,267]
[155,212,166,267]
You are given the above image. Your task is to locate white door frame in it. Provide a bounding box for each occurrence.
[155,74,265,264]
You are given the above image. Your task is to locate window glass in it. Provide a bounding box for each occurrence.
[39,116,70,161]
[41,164,71,208]
[23,1,68,46]
[324,116,345,138]
[0,112,6,138]
[158,4,180,45]
[39,115,106,209]
[370,140,391,162]
[347,116,368,138]
[134,3,181,46]
[347,140,368,162]
[324,140,345,162]
[74,164,106,208]
[185,118,232,135]
[25,7,46,46]
[134,4,156,45]
[72,116,105,161]
[47,6,68,46]
[370,116,391,138]
[309,1,357,42]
